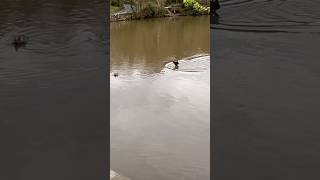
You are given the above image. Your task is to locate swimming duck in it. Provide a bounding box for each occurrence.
[113,72,119,77]
[13,35,28,46]
[173,59,179,69]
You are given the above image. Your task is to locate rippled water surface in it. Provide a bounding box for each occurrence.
[212,0,320,179]
[0,1,108,179]
[111,16,210,180]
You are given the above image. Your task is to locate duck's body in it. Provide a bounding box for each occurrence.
[173,60,179,66]
[173,59,179,69]
[13,35,28,46]
[113,73,119,77]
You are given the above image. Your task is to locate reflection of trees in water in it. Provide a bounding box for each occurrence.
[110,16,210,72]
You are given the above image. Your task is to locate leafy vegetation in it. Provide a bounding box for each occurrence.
[139,2,167,18]
[111,0,124,7]
[110,0,209,18]
[110,5,122,15]
[183,0,209,14]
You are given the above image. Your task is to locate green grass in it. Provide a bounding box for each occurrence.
[110,5,121,15]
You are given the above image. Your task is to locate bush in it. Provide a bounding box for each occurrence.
[183,0,209,15]
[110,0,123,7]
[183,0,195,9]
[166,0,184,5]
[140,4,156,17]
[140,3,167,18]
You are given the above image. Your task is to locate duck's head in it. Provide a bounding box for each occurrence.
[173,59,179,66]
[13,35,28,45]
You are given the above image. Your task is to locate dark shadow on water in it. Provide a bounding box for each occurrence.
[210,15,220,26]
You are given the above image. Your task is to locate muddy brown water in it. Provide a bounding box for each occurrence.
[111,16,210,180]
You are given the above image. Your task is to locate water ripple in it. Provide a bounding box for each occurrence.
[164,54,210,72]
[212,0,320,33]
[0,0,107,86]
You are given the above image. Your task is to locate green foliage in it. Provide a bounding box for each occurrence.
[140,3,156,17]
[139,2,167,18]
[183,0,209,14]
[183,0,194,8]
[110,5,121,15]
[111,0,123,7]
[165,0,183,5]
[193,1,209,14]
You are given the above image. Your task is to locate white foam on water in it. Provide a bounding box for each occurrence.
[110,170,118,179]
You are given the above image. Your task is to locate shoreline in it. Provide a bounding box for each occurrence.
[110,13,209,22]
[110,3,209,22]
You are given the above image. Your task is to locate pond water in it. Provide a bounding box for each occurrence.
[212,0,320,179]
[0,1,108,179]
[111,16,210,180]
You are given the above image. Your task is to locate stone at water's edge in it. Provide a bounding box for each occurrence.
[110,170,131,180]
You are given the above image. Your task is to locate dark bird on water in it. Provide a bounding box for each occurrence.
[173,59,179,66]
[173,59,179,69]
[13,35,28,51]
[113,73,119,77]
[13,35,28,46]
